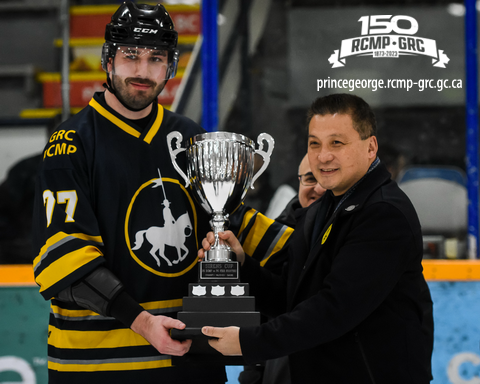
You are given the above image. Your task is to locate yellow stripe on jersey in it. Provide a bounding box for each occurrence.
[143,104,164,144]
[51,298,184,319]
[51,305,101,319]
[238,209,294,266]
[241,213,275,257]
[48,325,150,349]
[237,208,257,239]
[48,358,172,372]
[142,298,183,311]
[36,246,103,295]
[34,231,103,270]
[88,98,141,138]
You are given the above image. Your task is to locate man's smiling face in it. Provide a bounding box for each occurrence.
[307,113,378,196]
[108,46,168,110]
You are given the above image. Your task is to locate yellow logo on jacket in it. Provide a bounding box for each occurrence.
[322,224,333,244]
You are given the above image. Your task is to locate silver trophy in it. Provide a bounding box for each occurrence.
[167,131,274,268]
[167,131,274,364]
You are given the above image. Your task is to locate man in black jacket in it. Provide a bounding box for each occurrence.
[201,93,434,384]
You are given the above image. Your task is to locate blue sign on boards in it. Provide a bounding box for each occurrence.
[430,281,480,384]
[0,287,49,383]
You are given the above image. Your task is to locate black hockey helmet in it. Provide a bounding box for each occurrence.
[101,2,179,80]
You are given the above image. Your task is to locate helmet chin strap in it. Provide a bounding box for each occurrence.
[103,75,149,113]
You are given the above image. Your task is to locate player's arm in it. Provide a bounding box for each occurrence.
[56,266,141,325]
[230,204,293,272]
[56,266,192,356]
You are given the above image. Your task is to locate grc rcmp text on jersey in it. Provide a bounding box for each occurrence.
[43,130,77,159]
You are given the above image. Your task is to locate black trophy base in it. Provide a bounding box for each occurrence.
[171,282,260,366]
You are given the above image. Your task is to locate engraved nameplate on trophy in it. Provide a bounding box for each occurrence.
[199,261,239,281]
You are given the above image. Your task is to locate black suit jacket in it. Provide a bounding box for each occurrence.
[239,162,433,384]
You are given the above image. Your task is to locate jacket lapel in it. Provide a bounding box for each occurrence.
[301,197,322,247]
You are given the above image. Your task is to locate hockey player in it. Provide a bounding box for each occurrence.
[32,3,292,383]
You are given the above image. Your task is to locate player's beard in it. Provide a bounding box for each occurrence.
[112,75,166,111]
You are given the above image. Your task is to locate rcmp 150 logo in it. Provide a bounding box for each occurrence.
[329,15,449,68]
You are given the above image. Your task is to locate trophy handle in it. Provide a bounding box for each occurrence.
[166,131,190,187]
[251,133,275,189]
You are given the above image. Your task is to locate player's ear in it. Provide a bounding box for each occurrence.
[107,58,113,73]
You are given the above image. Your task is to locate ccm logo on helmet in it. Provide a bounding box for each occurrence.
[133,28,158,34]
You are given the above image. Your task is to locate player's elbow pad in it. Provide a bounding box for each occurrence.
[56,266,124,317]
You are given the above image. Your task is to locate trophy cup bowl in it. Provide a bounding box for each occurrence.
[167,130,274,364]
[168,131,274,265]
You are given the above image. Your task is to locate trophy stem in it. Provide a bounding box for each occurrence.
[206,212,233,262]
[212,212,225,247]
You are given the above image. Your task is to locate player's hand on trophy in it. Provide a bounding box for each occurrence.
[198,230,246,265]
[131,311,192,356]
[202,326,242,355]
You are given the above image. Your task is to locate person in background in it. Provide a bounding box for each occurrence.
[0,153,42,264]
[0,115,61,265]
[200,93,434,384]
[275,153,327,228]
[377,143,406,181]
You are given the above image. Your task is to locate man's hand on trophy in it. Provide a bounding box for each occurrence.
[131,311,192,356]
[202,326,242,355]
[198,231,246,265]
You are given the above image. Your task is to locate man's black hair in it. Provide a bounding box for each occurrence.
[307,93,377,139]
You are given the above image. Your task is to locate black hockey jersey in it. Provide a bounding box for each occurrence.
[32,92,293,383]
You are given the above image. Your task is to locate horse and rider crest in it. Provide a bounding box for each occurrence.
[131,169,193,269]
